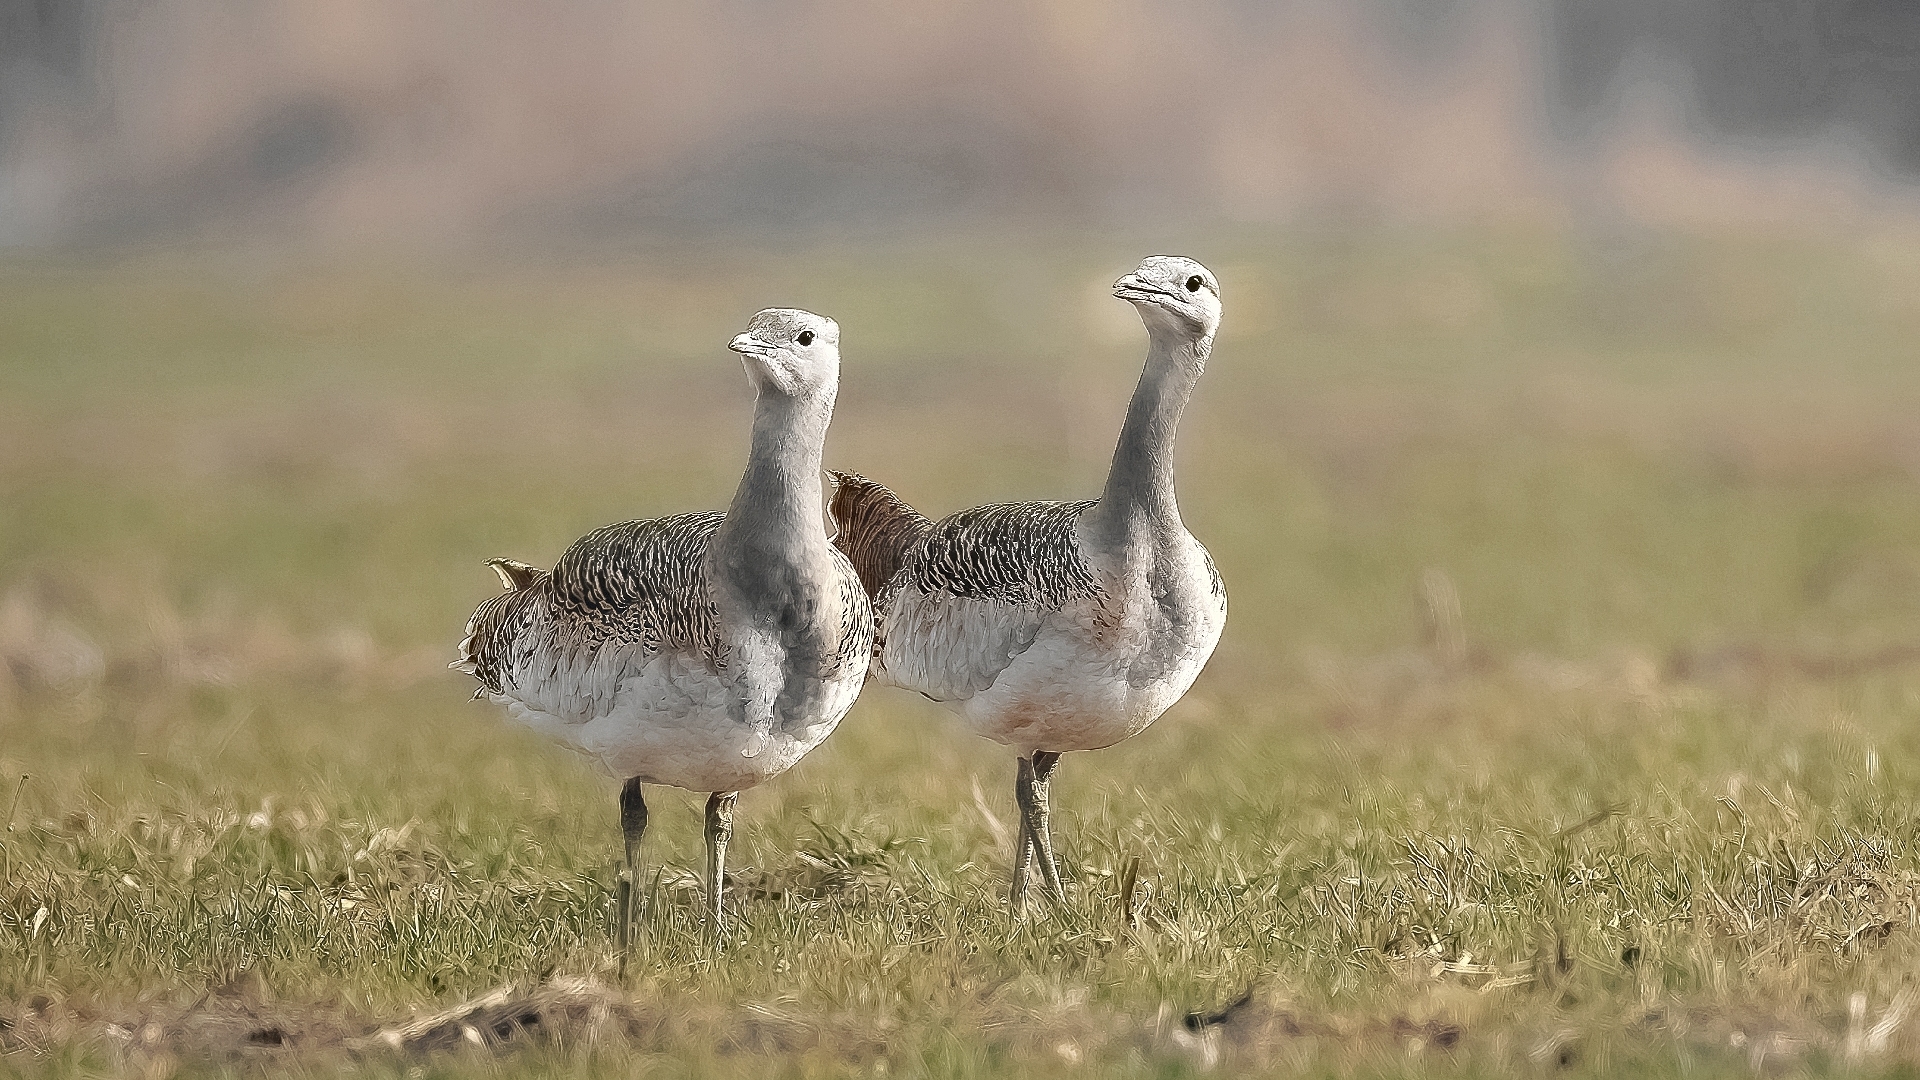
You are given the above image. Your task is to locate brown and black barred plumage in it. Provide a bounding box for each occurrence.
[456,513,728,700]
[894,499,1103,609]
[827,471,933,599]
[829,473,1105,614]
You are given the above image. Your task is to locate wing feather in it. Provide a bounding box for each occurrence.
[876,500,1101,701]
[455,512,726,717]
[827,471,934,600]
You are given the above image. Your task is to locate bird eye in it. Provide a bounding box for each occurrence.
[797,330,815,346]
[1185,275,1204,293]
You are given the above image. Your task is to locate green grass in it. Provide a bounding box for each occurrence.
[7,226,1920,1076]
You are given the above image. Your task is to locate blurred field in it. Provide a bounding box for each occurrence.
[6,226,1920,1077]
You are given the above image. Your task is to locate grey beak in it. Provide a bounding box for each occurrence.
[730,333,773,355]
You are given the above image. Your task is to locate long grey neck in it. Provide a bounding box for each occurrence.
[1084,331,1209,551]
[719,390,833,564]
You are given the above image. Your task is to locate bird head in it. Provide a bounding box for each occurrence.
[728,308,840,401]
[1112,255,1221,341]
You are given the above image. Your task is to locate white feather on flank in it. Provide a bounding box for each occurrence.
[459,530,872,792]
[493,643,865,793]
[878,590,1048,701]
[876,527,1224,754]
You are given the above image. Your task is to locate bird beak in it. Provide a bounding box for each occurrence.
[1112,274,1167,302]
[729,333,774,356]
[730,332,804,395]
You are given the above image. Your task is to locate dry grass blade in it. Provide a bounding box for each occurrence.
[351,977,619,1055]
[1118,854,1141,929]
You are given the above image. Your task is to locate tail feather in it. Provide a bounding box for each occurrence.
[486,557,545,591]
[452,558,545,689]
[827,471,933,600]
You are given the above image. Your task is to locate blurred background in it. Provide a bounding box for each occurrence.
[8,1,1920,1023]
[4,0,1920,707]
[8,0,1920,798]
[6,0,1920,243]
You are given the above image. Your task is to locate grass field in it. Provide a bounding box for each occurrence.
[7,225,1920,1077]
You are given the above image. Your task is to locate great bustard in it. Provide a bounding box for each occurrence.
[829,256,1227,914]
[454,309,872,945]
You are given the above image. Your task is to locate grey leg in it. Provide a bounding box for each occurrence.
[1009,756,1037,913]
[705,791,738,942]
[616,778,648,974]
[1027,751,1067,909]
[1011,752,1068,915]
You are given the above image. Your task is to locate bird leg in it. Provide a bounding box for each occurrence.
[1010,751,1068,915]
[1026,751,1067,909]
[704,791,738,943]
[1009,755,1038,913]
[616,777,648,975]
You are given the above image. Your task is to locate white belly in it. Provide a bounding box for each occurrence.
[956,595,1223,754]
[493,647,865,793]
